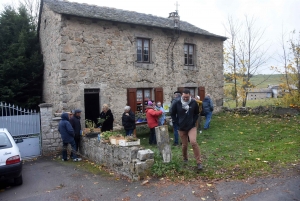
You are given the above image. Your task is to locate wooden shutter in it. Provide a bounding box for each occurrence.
[198,86,205,101]
[154,87,163,104]
[127,88,137,113]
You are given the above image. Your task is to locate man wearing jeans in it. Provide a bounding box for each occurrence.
[170,91,181,146]
[170,88,202,170]
[202,94,214,130]
[58,113,82,162]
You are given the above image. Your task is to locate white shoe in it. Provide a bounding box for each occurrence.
[73,158,82,162]
[199,130,202,134]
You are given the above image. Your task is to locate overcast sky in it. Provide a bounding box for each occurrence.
[1,0,299,74]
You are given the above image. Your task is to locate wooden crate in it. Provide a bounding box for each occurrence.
[83,128,101,135]
[109,136,125,145]
[119,139,140,146]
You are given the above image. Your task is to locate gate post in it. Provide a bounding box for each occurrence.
[39,103,62,155]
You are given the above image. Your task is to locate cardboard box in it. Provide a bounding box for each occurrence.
[119,139,140,146]
[109,136,125,145]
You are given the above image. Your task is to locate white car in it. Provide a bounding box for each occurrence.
[0,128,23,185]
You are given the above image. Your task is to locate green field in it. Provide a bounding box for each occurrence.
[249,74,284,88]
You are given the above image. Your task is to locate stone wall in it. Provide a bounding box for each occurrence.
[39,5,64,112]
[80,137,154,181]
[39,103,154,180]
[39,103,63,155]
[222,106,300,115]
[40,4,224,127]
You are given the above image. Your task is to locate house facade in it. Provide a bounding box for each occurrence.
[39,0,226,126]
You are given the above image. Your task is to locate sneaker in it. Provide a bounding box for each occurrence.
[172,143,179,146]
[183,159,188,163]
[197,163,203,170]
[62,159,68,161]
[73,158,82,162]
[199,130,202,134]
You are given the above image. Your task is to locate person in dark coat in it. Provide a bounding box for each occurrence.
[99,104,114,132]
[58,113,81,161]
[122,106,136,136]
[70,109,82,152]
[202,94,214,130]
[170,88,202,170]
[170,91,181,146]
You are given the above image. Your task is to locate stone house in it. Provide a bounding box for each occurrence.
[246,88,273,100]
[38,0,226,126]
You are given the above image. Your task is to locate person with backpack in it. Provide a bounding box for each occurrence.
[202,94,214,130]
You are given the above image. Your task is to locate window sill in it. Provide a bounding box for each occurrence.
[135,62,154,70]
[183,65,198,71]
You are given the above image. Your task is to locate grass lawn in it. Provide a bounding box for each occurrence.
[137,112,300,181]
[223,98,279,108]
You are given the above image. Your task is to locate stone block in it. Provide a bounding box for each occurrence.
[155,125,172,163]
[137,149,154,161]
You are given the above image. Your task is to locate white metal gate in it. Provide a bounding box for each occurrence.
[0,102,41,159]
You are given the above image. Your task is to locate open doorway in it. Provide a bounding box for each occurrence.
[84,89,100,126]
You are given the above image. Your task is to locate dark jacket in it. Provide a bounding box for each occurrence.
[58,113,75,143]
[202,97,214,114]
[99,109,114,132]
[170,99,199,131]
[70,115,81,136]
[169,96,181,124]
[122,110,136,130]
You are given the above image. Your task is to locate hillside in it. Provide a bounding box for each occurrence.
[250,74,284,88]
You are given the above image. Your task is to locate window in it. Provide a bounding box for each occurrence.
[137,38,150,63]
[135,89,152,113]
[127,88,163,113]
[178,87,205,100]
[184,44,194,65]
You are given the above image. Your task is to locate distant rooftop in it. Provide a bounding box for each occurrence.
[42,0,226,40]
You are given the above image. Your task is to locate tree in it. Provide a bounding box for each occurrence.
[224,16,269,107]
[223,16,242,107]
[272,30,300,107]
[0,5,43,109]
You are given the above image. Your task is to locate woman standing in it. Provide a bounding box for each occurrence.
[99,104,114,132]
[122,106,136,136]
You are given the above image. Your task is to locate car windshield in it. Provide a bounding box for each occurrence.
[0,132,12,149]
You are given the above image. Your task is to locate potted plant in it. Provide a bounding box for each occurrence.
[85,119,97,137]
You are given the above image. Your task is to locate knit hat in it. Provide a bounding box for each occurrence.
[147,100,153,106]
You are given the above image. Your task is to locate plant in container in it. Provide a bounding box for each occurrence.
[101,131,115,143]
[85,119,96,133]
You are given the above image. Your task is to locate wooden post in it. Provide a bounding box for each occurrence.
[155,125,172,163]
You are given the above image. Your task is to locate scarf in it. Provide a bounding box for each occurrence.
[181,96,191,113]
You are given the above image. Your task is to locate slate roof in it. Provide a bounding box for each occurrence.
[43,0,226,40]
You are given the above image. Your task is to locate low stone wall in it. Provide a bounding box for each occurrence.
[222,106,300,115]
[80,136,154,181]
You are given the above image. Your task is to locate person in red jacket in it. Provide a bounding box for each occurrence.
[145,100,163,145]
